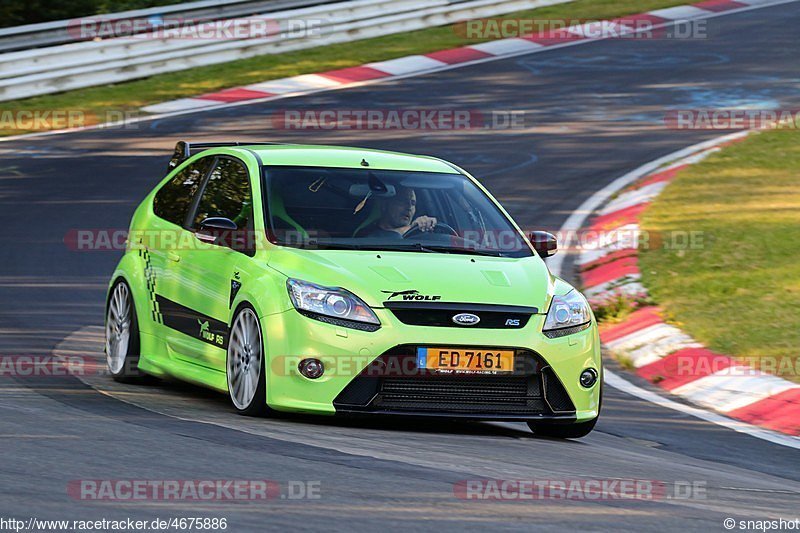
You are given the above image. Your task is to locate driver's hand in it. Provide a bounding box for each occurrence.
[413,216,437,232]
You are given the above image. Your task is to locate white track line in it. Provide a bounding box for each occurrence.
[649,6,713,19]
[605,370,800,449]
[245,73,342,93]
[366,55,447,75]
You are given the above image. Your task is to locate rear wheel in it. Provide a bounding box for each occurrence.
[105,280,143,381]
[226,305,269,416]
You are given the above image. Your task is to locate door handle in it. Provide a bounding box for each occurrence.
[167,252,181,263]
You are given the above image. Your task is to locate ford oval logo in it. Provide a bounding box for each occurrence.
[452,313,481,326]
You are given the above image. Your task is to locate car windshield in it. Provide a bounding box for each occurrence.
[262,166,532,258]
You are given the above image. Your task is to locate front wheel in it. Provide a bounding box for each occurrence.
[105,280,143,382]
[226,305,269,416]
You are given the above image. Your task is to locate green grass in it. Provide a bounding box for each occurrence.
[591,290,652,324]
[0,0,688,136]
[639,126,800,382]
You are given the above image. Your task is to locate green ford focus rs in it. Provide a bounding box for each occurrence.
[106,141,602,438]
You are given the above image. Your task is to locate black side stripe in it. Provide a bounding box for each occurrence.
[155,295,229,349]
[139,246,163,324]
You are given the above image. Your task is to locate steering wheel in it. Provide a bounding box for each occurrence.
[403,221,458,239]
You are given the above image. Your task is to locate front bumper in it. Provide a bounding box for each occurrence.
[261,307,601,422]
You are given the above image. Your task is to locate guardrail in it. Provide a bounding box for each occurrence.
[0,0,340,53]
[0,0,568,103]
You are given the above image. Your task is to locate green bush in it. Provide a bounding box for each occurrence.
[0,0,180,28]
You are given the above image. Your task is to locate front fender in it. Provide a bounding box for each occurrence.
[228,262,292,326]
[109,249,157,337]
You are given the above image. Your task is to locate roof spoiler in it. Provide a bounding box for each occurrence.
[167,141,287,172]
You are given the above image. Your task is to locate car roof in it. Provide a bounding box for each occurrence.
[235,144,462,174]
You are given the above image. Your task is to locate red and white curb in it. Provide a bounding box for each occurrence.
[579,137,800,437]
[142,0,768,114]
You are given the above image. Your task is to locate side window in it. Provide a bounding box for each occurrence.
[153,157,213,226]
[192,157,253,231]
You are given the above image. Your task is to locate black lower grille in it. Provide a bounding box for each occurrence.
[333,345,575,417]
[381,375,531,397]
[542,368,575,412]
[374,375,545,413]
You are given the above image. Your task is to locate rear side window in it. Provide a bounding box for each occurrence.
[192,157,253,231]
[153,157,213,226]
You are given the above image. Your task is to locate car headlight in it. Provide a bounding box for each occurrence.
[287,278,380,330]
[542,290,592,338]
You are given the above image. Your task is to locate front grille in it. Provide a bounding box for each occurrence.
[333,345,575,416]
[384,301,536,329]
[381,375,531,397]
[374,375,545,413]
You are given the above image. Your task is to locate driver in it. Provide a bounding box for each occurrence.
[368,187,437,238]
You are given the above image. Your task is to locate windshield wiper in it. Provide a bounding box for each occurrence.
[295,242,365,250]
[289,241,504,256]
[374,242,441,253]
[291,242,439,253]
[415,244,506,257]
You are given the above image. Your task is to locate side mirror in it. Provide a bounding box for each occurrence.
[167,141,188,172]
[529,231,557,258]
[197,217,238,246]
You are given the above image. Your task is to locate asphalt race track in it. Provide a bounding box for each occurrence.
[1,3,799,530]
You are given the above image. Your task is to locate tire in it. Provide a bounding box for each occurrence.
[105,280,144,382]
[527,417,598,439]
[226,304,269,416]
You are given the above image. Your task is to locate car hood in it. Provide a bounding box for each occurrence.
[267,248,554,312]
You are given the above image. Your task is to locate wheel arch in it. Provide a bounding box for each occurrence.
[108,251,157,337]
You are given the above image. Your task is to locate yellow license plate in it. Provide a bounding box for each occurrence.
[417,347,515,374]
